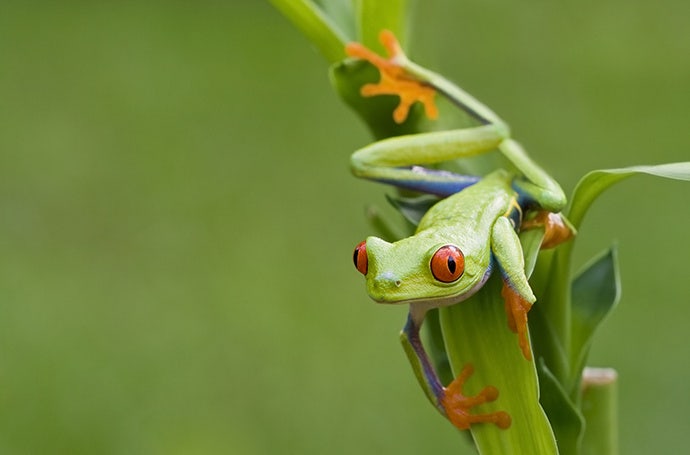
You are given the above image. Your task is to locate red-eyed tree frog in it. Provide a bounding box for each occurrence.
[347,31,573,431]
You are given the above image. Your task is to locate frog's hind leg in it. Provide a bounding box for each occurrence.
[377,166,481,197]
[501,139,567,212]
[500,140,574,248]
[521,210,575,249]
[351,125,506,197]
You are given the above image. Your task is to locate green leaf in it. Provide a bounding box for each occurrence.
[569,247,620,394]
[567,162,690,230]
[440,276,558,455]
[355,0,411,53]
[270,0,348,63]
[363,204,408,242]
[422,308,453,386]
[537,359,585,455]
[519,228,546,279]
[540,161,690,384]
[385,193,438,226]
[313,0,356,40]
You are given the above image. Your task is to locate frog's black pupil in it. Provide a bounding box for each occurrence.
[447,256,456,274]
[353,248,360,267]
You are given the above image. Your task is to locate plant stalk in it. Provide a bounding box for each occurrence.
[580,367,618,455]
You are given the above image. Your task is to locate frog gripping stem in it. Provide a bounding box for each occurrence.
[345,30,438,123]
[501,282,533,360]
[521,211,575,249]
[442,364,512,430]
[401,312,511,431]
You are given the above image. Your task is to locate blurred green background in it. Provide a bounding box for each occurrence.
[0,1,688,453]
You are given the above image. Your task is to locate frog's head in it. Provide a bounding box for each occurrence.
[352,234,490,307]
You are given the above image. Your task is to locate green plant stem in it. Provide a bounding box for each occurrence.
[356,0,410,52]
[580,367,618,455]
[269,0,347,63]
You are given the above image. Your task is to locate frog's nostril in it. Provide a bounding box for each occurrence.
[375,271,402,289]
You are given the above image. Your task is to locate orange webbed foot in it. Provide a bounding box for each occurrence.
[521,211,575,249]
[502,283,534,361]
[345,30,438,124]
[441,364,512,430]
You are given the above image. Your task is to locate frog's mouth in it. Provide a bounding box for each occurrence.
[368,265,492,308]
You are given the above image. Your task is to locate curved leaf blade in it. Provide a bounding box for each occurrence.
[567,162,690,230]
[569,247,621,394]
[537,359,585,455]
[385,193,438,226]
[314,0,356,39]
[519,228,546,279]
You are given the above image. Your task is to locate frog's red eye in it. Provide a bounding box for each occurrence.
[353,241,368,275]
[430,245,464,283]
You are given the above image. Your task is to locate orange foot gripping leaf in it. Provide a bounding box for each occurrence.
[441,364,512,430]
[502,282,534,361]
[345,30,438,124]
[521,211,575,249]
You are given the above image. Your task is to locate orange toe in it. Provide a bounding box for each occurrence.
[441,363,512,430]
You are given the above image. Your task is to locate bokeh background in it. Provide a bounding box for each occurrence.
[1,1,688,453]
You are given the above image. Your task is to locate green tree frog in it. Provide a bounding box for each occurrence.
[347,31,573,431]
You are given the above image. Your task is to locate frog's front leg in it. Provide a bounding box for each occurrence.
[491,216,537,360]
[401,306,511,430]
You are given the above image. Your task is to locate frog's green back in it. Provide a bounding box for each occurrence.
[416,170,516,237]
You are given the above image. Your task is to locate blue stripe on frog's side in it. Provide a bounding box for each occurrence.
[374,167,481,197]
